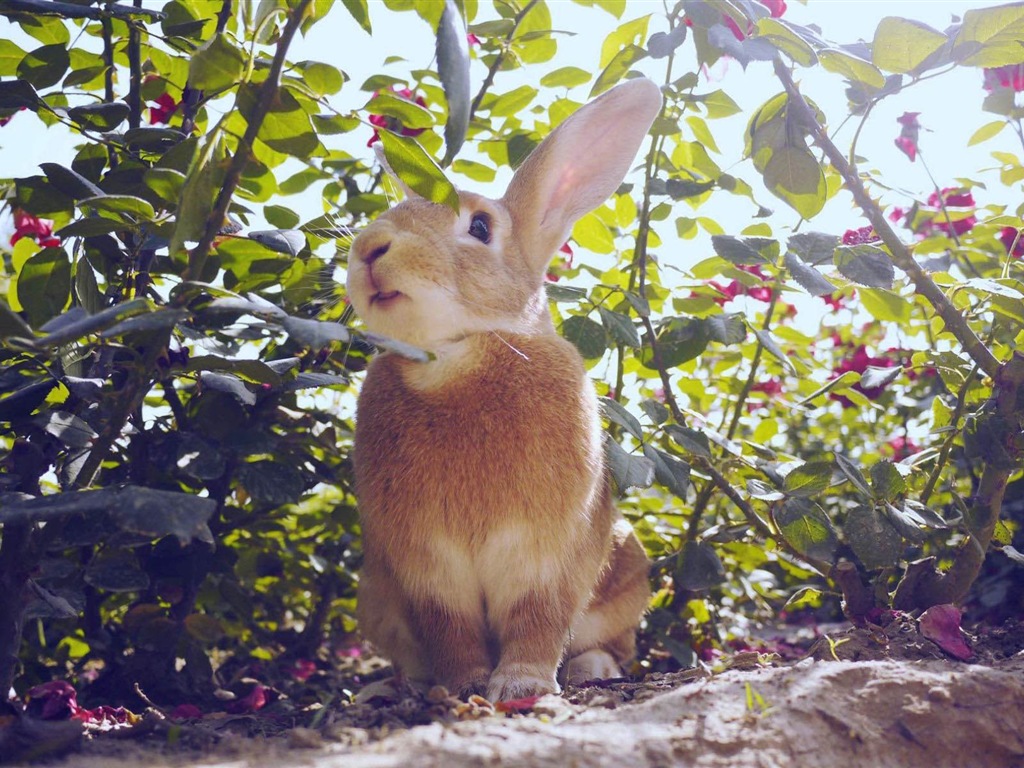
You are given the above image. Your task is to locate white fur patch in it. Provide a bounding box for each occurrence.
[565,649,620,685]
[487,664,559,702]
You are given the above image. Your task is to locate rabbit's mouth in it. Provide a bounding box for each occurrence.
[370,290,402,306]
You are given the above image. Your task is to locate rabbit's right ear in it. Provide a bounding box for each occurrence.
[501,79,662,277]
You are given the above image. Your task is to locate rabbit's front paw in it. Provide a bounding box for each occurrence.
[486,665,559,703]
[565,649,620,686]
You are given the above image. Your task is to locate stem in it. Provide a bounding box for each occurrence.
[0,523,33,695]
[468,0,539,123]
[101,17,118,170]
[724,277,783,440]
[920,364,979,505]
[127,0,143,131]
[185,0,313,280]
[772,58,1002,382]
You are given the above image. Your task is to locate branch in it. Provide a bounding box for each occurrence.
[772,59,1001,382]
[185,0,313,280]
[468,0,539,123]
[0,0,165,21]
[127,0,143,131]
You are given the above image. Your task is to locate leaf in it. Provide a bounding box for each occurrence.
[361,331,432,362]
[238,460,305,508]
[281,316,352,349]
[170,132,225,257]
[844,505,902,570]
[919,604,973,660]
[787,232,839,266]
[783,461,833,498]
[711,235,775,265]
[674,540,726,591]
[17,43,70,89]
[600,397,643,440]
[17,247,71,328]
[870,460,906,499]
[605,438,655,494]
[199,372,256,405]
[85,551,150,593]
[341,0,372,33]
[590,44,647,97]
[437,0,471,165]
[1002,545,1024,566]
[818,48,886,88]
[0,487,215,545]
[643,445,690,499]
[79,195,156,222]
[248,229,306,257]
[665,425,712,458]
[176,433,226,481]
[540,66,592,88]
[40,163,104,200]
[648,25,688,59]
[747,479,785,501]
[36,298,153,347]
[752,328,796,374]
[377,129,459,211]
[834,244,895,288]
[784,251,835,296]
[872,17,949,74]
[774,498,837,561]
[642,317,709,369]
[704,314,745,345]
[762,146,826,219]
[0,79,40,110]
[968,120,1007,146]
[188,34,244,91]
[100,309,189,338]
[562,315,607,359]
[859,287,912,323]
[365,91,434,128]
[598,307,640,348]
[859,365,901,391]
[297,60,345,96]
[144,168,187,203]
[952,4,1024,67]
[0,300,35,339]
[33,411,97,448]
[835,453,872,497]
[755,18,816,66]
[67,102,129,131]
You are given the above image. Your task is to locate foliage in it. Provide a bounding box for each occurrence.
[0,0,1022,706]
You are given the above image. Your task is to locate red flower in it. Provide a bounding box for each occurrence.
[822,289,855,311]
[226,684,270,714]
[148,92,179,125]
[545,242,575,282]
[886,436,919,462]
[922,188,976,237]
[999,227,1023,258]
[290,659,317,681]
[842,226,879,246]
[367,86,428,147]
[170,704,203,720]
[762,0,787,17]
[26,681,81,720]
[752,379,782,396]
[706,264,772,305]
[888,206,906,223]
[830,345,900,408]
[720,1,784,41]
[983,64,1024,92]
[467,33,481,47]
[894,112,920,162]
[11,209,60,248]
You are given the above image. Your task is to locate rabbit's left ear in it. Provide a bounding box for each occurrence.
[501,79,662,276]
[373,142,419,201]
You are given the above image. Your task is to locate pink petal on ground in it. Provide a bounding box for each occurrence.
[495,695,541,713]
[919,604,973,660]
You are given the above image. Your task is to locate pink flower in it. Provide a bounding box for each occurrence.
[886,436,919,461]
[999,227,1023,258]
[290,659,317,681]
[706,265,772,305]
[762,0,787,17]
[367,86,428,147]
[983,64,1024,93]
[721,1,784,41]
[894,112,920,162]
[170,704,203,720]
[545,242,575,282]
[11,209,60,248]
[888,206,906,223]
[466,33,481,47]
[148,92,178,124]
[842,226,879,246]
[226,684,270,714]
[26,681,81,720]
[830,345,900,408]
[922,188,976,236]
[822,289,854,311]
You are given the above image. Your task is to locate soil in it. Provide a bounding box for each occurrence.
[7,618,1024,768]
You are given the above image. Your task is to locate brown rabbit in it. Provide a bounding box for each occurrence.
[347,78,662,702]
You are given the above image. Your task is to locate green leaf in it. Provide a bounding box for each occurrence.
[490,85,539,117]
[0,40,27,77]
[101,309,189,338]
[784,251,835,296]
[704,313,745,345]
[0,300,35,339]
[747,479,785,501]
[953,4,1024,67]
[859,365,901,392]
[643,445,690,499]
[798,371,860,405]
[0,79,40,110]
[437,0,471,164]
[783,586,823,610]
[600,14,651,67]
[834,245,895,289]
[600,397,643,441]
[40,163,104,200]
[870,460,906,499]
[859,287,911,322]
[452,159,496,182]
[541,66,592,88]
[752,328,796,374]
[188,34,244,91]
[711,235,776,265]
[67,102,129,131]
[297,61,345,96]
[248,229,306,257]
[377,129,459,211]
[85,551,150,592]
[665,425,712,458]
[144,168,187,203]
[170,132,226,257]
[755,18,817,66]
[366,91,434,129]
[818,48,886,88]
[783,461,833,498]
[872,17,948,74]
[643,317,709,369]
[674,540,726,590]
[17,43,70,89]
[787,232,839,266]
[79,195,155,222]
[33,411,97,448]
[238,460,305,508]
[599,307,640,348]
[606,438,655,494]
[17,247,71,327]
[590,44,647,97]
[844,505,903,570]
[762,146,826,219]
[835,452,873,497]
[775,498,837,561]
[282,316,352,347]
[341,0,372,33]
[561,315,607,359]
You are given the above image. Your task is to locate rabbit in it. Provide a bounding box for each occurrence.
[346,78,662,703]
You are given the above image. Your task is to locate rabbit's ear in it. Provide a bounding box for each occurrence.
[373,142,418,202]
[502,79,662,275]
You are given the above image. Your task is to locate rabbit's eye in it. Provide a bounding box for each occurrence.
[468,212,491,244]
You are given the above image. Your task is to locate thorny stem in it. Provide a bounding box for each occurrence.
[468,0,539,123]
[921,363,980,506]
[186,0,313,280]
[127,0,143,131]
[772,58,1002,382]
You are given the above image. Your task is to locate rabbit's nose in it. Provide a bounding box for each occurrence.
[362,241,390,265]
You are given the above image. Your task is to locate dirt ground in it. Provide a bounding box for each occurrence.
[16,618,1023,768]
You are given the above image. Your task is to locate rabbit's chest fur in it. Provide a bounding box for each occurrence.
[354,333,610,598]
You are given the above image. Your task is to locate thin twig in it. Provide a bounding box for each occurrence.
[921,363,979,505]
[468,0,539,123]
